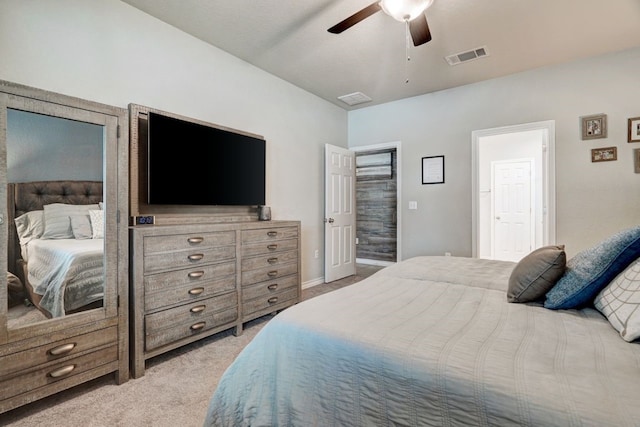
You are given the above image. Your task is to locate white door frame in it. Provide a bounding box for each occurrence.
[352,141,402,264]
[472,121,556,258]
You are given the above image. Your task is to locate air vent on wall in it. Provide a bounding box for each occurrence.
[445,46,489,66]
[337,91,372,106]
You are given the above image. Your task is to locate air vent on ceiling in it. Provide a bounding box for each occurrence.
[337,92,372,106]
[445,46,489,66]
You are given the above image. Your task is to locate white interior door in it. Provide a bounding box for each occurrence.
[324,144,356,282]
[491,159,534,262]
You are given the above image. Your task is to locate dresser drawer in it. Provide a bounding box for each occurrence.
[145,295,238,351]
[0,327,117,378]
[144,230,236,254]
[242,250,298,271]
[242,286,299,317]
[0,345,117,401]
[241,227,298,244]
[144,245,235,274]
[242,262,298,286]
[144,262,236,311]
[241,238,298,258]
[242,275,299,302]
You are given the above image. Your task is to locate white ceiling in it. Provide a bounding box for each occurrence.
[120,0,640,110]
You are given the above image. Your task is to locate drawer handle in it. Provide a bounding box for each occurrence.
[267,257,278,264]
[267,270,278,278]
[267,283,278,291]
[190,304,206,313]
[268,297,279,304]
[187,237,204,244]
[188,253,204,261]
[267,244,278,251]
[188,270,205,278]
[190,321,206,331]
[48,365,76,378]
[48,342,76,356]
[188,287,205,295]
[267,231,278,237]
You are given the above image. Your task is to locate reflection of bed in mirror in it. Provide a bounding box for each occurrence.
[8,180,104,318]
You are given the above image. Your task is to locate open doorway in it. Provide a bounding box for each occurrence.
[352,142,402,266]
[472,121,556,261]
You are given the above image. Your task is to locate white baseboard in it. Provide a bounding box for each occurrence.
[302,277,325,290]
[356,258,395,267]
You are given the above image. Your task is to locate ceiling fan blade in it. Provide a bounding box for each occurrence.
[328,2,382,34]
[409,14,432,46]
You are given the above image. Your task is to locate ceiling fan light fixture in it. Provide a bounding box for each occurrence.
[379,0,434,22]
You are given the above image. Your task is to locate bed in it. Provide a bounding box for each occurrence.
[205,227,640,426]
[8,180,105,318]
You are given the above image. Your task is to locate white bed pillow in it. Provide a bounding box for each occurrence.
[70,214,93,240]
[89,209,104,239]
[14,210,45,245]
[594,258,640,342]
[41,203,99,239]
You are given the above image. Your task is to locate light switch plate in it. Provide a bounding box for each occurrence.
[409,201,418,210]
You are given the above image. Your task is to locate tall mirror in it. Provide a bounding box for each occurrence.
[6,108,105,329]
[0,87,121,337]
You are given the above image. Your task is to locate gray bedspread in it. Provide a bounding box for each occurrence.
[205,256,640,426]
[27,238,104,317]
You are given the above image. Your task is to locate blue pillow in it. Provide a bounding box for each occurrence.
[544,226,640,309]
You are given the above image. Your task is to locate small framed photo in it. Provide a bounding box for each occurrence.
[422,155,444,184]
[628,117,640,143]
[581,114,607,140]
[591,146,617,162]
[634,149,640,173]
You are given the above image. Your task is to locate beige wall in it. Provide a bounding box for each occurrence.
[0,0,348,284]
[349,47,640,258]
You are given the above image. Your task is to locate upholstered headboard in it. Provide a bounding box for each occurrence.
[7,180,103,279]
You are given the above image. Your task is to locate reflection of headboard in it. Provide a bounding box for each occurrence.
[7,180,103,281]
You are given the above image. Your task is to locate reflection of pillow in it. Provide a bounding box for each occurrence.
[41,203,99,239]
[14,210,44,245]
[545,226,640,309]
[89,209,104,239]
[594,259,640,342]
[507,245,566,303]
[70,214,92,240]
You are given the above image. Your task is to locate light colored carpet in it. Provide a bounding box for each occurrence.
[2,264,382,426]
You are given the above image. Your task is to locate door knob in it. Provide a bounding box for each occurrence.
[495,216,501,220]
[328,218,335,223]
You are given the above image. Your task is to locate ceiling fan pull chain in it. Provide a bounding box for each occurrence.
[405,19,411,83]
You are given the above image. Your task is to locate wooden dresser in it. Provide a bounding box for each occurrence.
[130,220,300,378]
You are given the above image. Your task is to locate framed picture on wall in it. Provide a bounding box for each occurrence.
[591,146,617,162]
[634,149,640,173]
[422,155,444,184]
[581,113,607,140]
[628,117,640,142]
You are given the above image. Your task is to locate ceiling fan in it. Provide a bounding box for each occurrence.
[328,0,434,47]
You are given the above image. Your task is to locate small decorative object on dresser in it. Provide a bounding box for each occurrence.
[591,146,617,162]
[581,113,607,140]
[129,220,300,378]
[628,116,640,143]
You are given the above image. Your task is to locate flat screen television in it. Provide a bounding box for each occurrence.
[147,111,266,206]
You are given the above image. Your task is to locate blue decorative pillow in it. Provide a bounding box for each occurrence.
[544,226,640,309]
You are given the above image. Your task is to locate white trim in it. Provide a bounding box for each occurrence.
[302,277,326,289]
[472,120,556,258]
[356,258,396,267]
[351,141,403,261]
